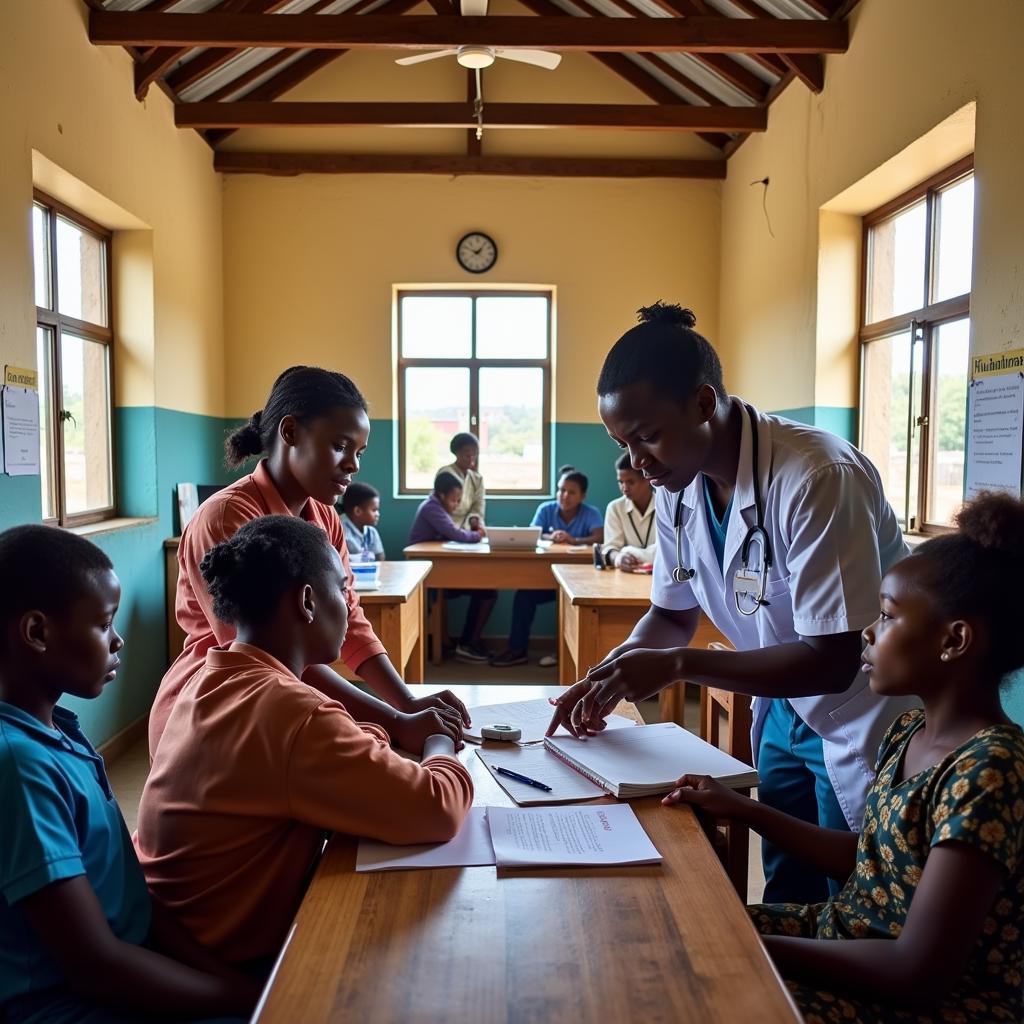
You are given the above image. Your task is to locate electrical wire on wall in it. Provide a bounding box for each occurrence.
[751,176,775,239]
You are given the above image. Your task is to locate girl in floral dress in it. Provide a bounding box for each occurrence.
[665,491,1024,1023]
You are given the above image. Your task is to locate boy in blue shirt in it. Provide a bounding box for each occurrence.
[340,481,385,562]
[492,466,603,668]
[0,525,256,1023]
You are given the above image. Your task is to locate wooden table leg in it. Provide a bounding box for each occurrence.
[659,682,686,725]
[428,590,444,667]
[405,586,425,684]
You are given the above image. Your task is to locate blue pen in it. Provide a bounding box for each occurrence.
[494,766,553,792]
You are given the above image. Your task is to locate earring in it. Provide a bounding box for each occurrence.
[941,652,950,661]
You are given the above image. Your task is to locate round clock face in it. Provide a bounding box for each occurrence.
[456,232,498,274]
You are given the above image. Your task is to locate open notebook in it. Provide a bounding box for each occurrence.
[543,721,759,799]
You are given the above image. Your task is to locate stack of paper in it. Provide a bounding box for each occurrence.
[544,721,759,798]
[356,804,661,871]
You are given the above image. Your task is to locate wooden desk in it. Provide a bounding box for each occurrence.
[553,564,652,686]
[404,542,593,666]
[330,561,431,684]
[255,684,798,1024]
[164,539,429,684]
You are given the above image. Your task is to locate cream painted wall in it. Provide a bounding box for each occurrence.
[0,0,224,416]
[221,173,720,423]
[717,0,1024,414]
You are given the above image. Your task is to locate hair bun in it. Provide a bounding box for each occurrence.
[636,301,697,329]
[250,410,262,430]
[557,464,576,477]
[955,491,1024,559]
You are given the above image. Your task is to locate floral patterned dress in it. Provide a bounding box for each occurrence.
[748,709,1024,1024]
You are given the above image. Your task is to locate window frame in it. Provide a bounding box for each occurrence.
[396,288,553,497]
[858,155,973,535]
[33,189,117,528]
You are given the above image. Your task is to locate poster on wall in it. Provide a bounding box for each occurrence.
[2,365,40,477]
[965,348,1024,499]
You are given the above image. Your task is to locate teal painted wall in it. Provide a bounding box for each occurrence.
[0,406,234,745]
[771,405,857,443]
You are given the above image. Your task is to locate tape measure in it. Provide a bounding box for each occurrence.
[481,723,522,742]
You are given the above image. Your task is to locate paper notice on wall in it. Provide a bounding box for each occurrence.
[965,351,1024,499]
[2,387,40,477]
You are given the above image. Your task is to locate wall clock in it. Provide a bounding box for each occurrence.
[456,231,498,274]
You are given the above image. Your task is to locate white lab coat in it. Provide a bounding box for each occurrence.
[650,400,918,830]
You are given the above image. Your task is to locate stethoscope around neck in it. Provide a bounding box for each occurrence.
[671,402,774,616]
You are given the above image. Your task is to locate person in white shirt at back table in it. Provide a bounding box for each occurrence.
[601,452,656,571]
[438,432,486,532]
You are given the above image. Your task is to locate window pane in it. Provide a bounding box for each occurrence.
[61,334,113,515]
[36,327,57,521]
[926,318,969,526]
[479,368,545,492]
[404,367,469,490]
[861,331,914,527]
[475,296,549,359]
[400,296,472,359]
[33,205,51,309]
[866,201,926,324]
[56,216,108,326]
[933,175,974,303]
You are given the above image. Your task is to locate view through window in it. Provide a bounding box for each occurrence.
[397,292,552,494]
[32,193,115,526]
[859,158,973,532]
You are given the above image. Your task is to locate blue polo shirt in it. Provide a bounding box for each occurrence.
[530,500,603,539]
[0,703,151,1009]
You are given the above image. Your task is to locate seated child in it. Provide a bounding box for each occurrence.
[438,431,486,531]
[664,491,1024,1024]
[408,472,495,664]
[136,516,473,971]
[0,526,256,1023]
[491,466,603,668]
[601,453,656,571]
[340,481,385,562]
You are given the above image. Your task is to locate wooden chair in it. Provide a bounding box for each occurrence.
[699,642,754,901]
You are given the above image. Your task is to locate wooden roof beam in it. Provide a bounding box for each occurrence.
[89,12,849,54]
[719,0,824,92]
[176,100,768,131]
[214,152,727,177]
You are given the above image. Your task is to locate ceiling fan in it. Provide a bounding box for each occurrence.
[394,0,562,71]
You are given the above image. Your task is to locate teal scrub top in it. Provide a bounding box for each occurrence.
[0,702,151,1006]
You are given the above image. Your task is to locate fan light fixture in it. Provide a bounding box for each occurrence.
[456,46,496,69]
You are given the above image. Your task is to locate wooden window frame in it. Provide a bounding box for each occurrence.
[858,155,973,535]
[33,190,117,528]
[396,289,553,497]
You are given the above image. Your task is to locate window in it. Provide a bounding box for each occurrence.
[397,291,552,494]
[859,158,973,532]
[32,192,115,526]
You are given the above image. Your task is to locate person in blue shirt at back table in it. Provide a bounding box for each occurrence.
[340,481,385,562]
[408,471,497,664]
[491,465,603,669]
[0,525,257,1024]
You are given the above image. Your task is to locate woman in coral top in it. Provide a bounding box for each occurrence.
[137,516,473,969]
[150,365,469,757]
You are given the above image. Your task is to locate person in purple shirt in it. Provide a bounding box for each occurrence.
[491,466,604,668]
[408,471,496,663]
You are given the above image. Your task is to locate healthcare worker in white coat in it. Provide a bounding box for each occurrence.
[548,302,918,903]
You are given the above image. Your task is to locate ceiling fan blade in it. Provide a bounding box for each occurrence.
[460,0,489,14]
[394,50,458,66]
[495,48,562,70]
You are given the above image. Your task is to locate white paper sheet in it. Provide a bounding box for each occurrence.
[476,745,608,805]
[487,804,661,868]
[965,371,1024,498]
[440,541,489,551]
[356,807,495,872]
[1,387,40,476]
[466,698,636,744]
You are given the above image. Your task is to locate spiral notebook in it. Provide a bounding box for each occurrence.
[543,721,759,799]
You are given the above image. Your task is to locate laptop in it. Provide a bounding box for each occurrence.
[486,526,543,550]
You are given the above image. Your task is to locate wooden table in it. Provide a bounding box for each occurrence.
[404,542,593,665]
[165,540,429,684]
[254,684,798,1024]
[331,561,431,685]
